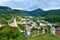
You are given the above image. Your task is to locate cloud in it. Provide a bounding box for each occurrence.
[3,0,40,10]
[0,0,10,5]
[0,0,60,11]
[41,0,60,10]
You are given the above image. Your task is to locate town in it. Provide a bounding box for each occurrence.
[0,16,60,37]
[0,0,60,40]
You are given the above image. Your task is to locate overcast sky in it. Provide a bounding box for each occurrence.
[0,0,60,11]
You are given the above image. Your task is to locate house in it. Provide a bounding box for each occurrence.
[25,16,34,18]
[56,27,60,35]
[0,24,5,27]
[8,18,18,27]
[55,25,60,35]
[17,18,26,24]
[0,24,3,27]
[39,22,50,34]
[50,27,56,35]
[24,22,31,37]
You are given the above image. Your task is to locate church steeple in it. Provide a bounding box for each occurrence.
[13,17,18,27]
[8,17,18,27]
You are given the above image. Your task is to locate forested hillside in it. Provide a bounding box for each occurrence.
[45,10,60,23]
[0,6,60,23]
[0,6,60,40]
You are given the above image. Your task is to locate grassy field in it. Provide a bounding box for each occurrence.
[13,33,60,40]
[26,33,60,40]
[0,26,60,40]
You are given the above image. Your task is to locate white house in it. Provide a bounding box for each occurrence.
[0,24,5,27]
[8,18,18,27]
[24,22,31,37]
[50,27,56,35]
[17,18,27,24]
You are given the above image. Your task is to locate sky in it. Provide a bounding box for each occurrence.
[0,0,60,11]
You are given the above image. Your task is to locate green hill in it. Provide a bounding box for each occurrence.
[0,6,60,40]
[0,6,60,23]
[45,10,60,23]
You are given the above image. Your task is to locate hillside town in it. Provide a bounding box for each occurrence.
[0,16,60,37]
[0,0,60,39]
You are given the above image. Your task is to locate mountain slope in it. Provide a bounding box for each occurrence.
[0,6,60,23]
[26,8,45,16]
[44,10,60,22]
[12,8,45,16]
[0,6,45,17]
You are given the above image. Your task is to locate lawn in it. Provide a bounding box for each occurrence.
[0,26,60,40]
[26,33,60,40]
